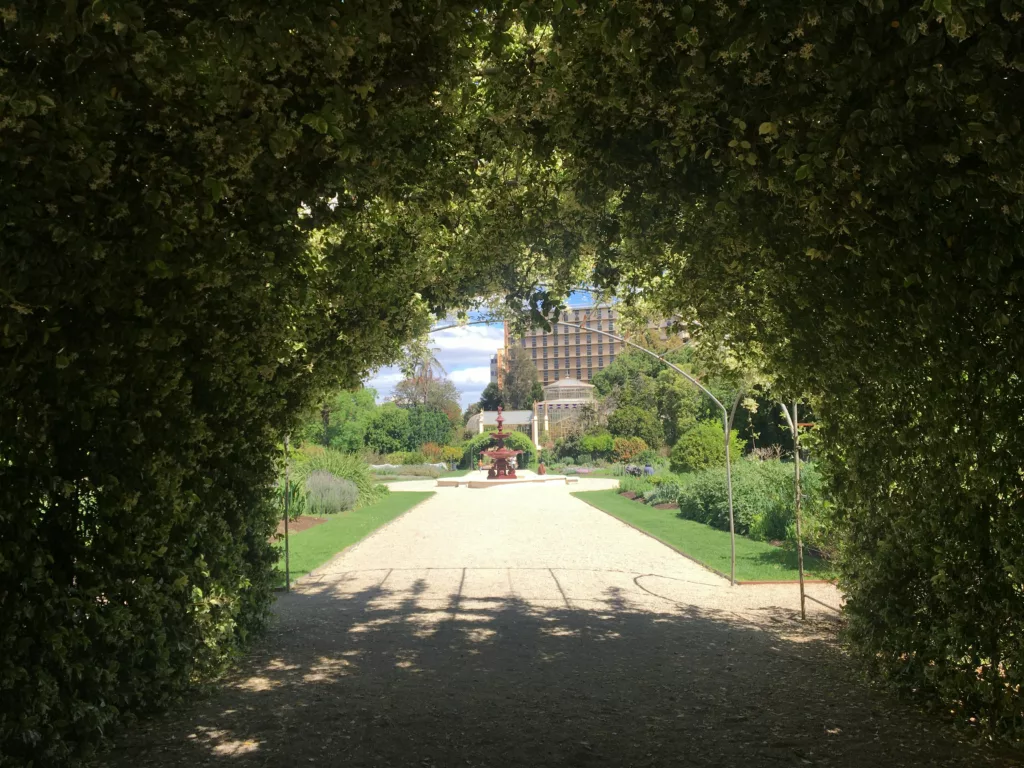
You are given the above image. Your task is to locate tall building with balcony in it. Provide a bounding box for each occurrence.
[503,304,678,387]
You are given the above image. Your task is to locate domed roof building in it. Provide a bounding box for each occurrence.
[541,377,595,403]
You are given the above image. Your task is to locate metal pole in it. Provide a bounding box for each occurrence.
[429,316,739,585]
[724,393,742,587]
[284,434,291,592]
[722,411,737,586]
[792,402,805,620]
[779,402,805,619]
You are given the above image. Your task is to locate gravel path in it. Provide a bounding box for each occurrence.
[102,474,1015,767]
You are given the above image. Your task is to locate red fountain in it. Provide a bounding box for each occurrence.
[480,406,523,479]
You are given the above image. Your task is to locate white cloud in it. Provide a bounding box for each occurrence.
[365,322,504,408]
[448,366,492,386]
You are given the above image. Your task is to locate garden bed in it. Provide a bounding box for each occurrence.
[275,515,328,536]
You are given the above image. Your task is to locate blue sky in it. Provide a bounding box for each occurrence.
[365,291,596,408]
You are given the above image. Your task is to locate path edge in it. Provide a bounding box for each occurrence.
[571,491,834,587]
[571,491,733,584]
[283,491,436,588]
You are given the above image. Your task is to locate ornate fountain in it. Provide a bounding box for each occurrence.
[480,407,523,479]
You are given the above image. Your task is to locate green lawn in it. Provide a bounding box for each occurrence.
[572,489,834,582]
[276,491,433,585]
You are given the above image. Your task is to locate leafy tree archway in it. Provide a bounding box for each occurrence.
[3,1,1024,760]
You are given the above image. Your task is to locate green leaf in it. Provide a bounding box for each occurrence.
[947,11,967,37]
[933,0,952,16]
[795,165,810,180]
[680,6,694,23]
[758,122,776,135]
[301,114,329,134]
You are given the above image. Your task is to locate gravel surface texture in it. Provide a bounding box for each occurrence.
[101,472,1017,767]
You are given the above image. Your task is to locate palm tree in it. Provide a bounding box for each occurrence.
[397,341,448,406]
[412,346,446,380]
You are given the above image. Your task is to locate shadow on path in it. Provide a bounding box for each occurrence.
[101,578,1013,767]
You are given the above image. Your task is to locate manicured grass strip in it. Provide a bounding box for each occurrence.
[572,489,834,582]
[276,491,433,585]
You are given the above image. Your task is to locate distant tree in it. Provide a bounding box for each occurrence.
[479,382,504,411]
[655,370,706,445]
[364,404,411,455]
[399,341,446,383]
[438,399,463,427]
[301,388,379,452]
[591,350,663,399]
[575,401,604,434]
[393,375,461,412]
[531,381,545,403]
[405,406,454,449]
[503,347,540,409]
[607,405,664,449]
[462,402,483,425]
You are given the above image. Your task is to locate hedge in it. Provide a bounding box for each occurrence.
[0,2,490,762]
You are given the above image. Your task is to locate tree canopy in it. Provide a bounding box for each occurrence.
[478,382,505,411]
[502,346,541,409]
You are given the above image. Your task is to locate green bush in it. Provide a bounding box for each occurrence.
[647,474,686,506]
[675,460,823,544]
[580,432,614,459]
[460,430,536,469]
[634,448,662,466]
[294,447,387,509]
[618,475,655,496]
[275,479,307,522]
[552,433,582,461]
[670,420,744,473]
[381,451,429,466]
[304,471,360,514]
[440,446,464,464]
